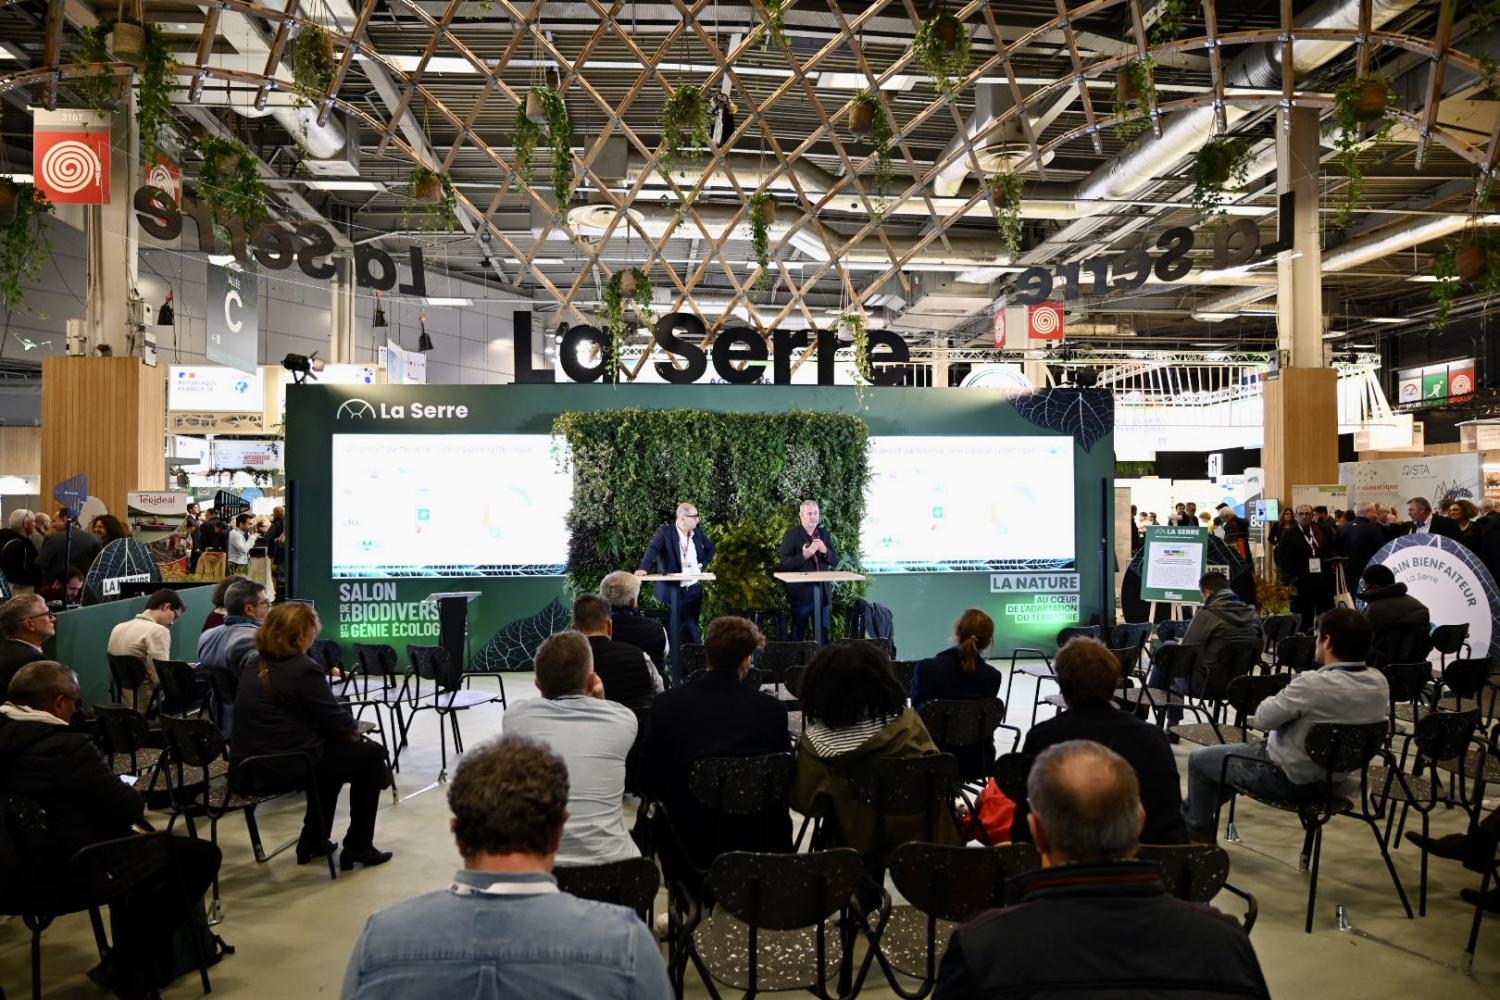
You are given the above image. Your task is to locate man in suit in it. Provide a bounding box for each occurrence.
[642,616,791,892]
[37,509,100,587]
[778,499,840,642]
[1338,502,1392,586]
[635,502,714,645]
[571,594,659,709]
[600,570,667,677]
[1275,504,1333,632]
[1397,496,1461,540]
[0,593,55,696]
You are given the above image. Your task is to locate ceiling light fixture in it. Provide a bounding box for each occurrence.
[417,314,434,353]
[281,352,325,384]
[423,296,473,307]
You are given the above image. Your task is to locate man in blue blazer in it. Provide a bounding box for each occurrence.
[635,502,714,645]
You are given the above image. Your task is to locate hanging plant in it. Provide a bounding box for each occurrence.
[749,192,775,291]
[290,22,336,108]
[73,20,122,111]
[73,16,171,159]
[837,310,873,385]
[403,166,459,232]
[851,91,894,197]
[1331,74,1394,227]
[661,84,712,175]
[1114,58,1157,141]
[759,0,788,49]
[0,183,54,314]
[912,13,971,94]
[988,173,1024,256]
[1190,136,1252,218]
[196,136,268,225]
[1150,0,1191,43]
[600,268,653,382]
[1430,233,1500,331]
[512,87,574,207]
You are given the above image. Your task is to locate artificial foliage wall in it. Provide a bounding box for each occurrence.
[554,407,870,625]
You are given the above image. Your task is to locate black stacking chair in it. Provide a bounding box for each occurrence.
[1171,673,1289,747]
[1135,843,1258,933]
[106,653,159,715]
[1431,623,1472,671]
[873,842,1040,999]
[678,848,888,1000]
[647,754,797,890]
[1114,642,1206,726]
[1004,625,1102,722]
[760,640,817,694]
[838,754,962,868]
[554,856,660,925]
[1213,720,1413,932]
[1381,661,1432,739]
[91,704,164,782]
[1155,619,1191,644]
[991,752,1033,804]
[858,637,896,660]
[1271,634,1317,674]
[312,642,392,778]
[154,658,207,719]
[1110,622,1154,664]
[680,643,709,678]
[1259,614,1300,667]
[351,642,416,764]
[889,660,918,701]
[404,644,501,782]
[1164,642,1260,743]
[1369,624,1434,669]
[916,698,1019,787]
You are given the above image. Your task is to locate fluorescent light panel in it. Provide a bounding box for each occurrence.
[424,297,473,307]
[304,179,384,192]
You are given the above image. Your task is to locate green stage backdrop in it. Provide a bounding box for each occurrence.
[48,584,218,704]
[284,384,1114,669]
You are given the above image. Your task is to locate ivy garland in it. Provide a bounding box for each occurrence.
[600,268,653,381]
[74,19,174,159]
[749,192,775,291]
[912,13,971,95]
[661,84,712,175]
[552,407,871,626]
[838,310,873,385]
[1114,58,1157,142]
[1331,75,1394,228]
[512,87,574,207]
[852,91,894,197]
[759,0,788,49]
[0,184,54,314]
[1149,0,1190,43]
[988,173,1024,256]
[196,136,269,226]
[1190,136,1252,218]
[1431,232,1500,331]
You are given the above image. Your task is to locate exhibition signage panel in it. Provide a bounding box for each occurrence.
[168,366,267,412]
[145,151,182,206]
[1290,484,1347,512]
[32,109,110,204]
[1371,535,1500,658]
[1140,525,1208,604]
[207,259,260,375]
[1396,358,1476,407]
[1339,453,1481,510]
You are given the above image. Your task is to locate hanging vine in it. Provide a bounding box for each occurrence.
[749,192,775,291]
[601,268,654,382]
[512,87,574,207]
[1331,75,1394,228]
[0,183,54,314]
[912,12,971,95]
[758,0,788,48]
[1190,136,1252,218]
[197,136,269,225]
[838,311,873,386]
[403,166,459,233]
[851,91,894,197]
[661,83,712,176]
[988,173,1024,256]
[1114,58,1157,141]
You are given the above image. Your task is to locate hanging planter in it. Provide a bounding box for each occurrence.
[619,268,638,297]
[290,22,336,108]
[0,181,17,227]
[0,183,55,314]
[197,136,269,225]
[661,84,712,175]
[1190,136,1252,218]
[849,100,875,136]
[1456,243,1488,283]
[1430,233,1500,331]
[1349,78,1391,123]
[1113,59,1156,141]
[749,191,776,291]
[601,267,654,382]
[108,20,147,66]
[512,87,574,206]
[1331,74,1394,227]
[988,173,1024,256]
[410,168,444,204]
[526,88,549,125]
[851,91,894,197]
[404,166,458,232]
[912,13,971,94]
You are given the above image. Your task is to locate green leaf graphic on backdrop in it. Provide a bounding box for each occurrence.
[471,597,571,672]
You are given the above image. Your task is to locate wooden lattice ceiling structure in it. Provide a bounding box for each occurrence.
[0,0,1495,350]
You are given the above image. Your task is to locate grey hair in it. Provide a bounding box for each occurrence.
[7,509,32,530]
[675,502,697,517]
[599,570,641,607]
[0,594,44,639]
[1355,501,1375,517]
[799,499,820,512]
[1482,498,1498,513]
[1026,740,1142,863]
[5,661,78,709]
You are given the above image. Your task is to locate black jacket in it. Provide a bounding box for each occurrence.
[777,525,840,605]
[0,529,40,589]
[643,670,792,882]
[1338,518,1392,585]
[37,527,100,586]
[638,524,714,605]
[0,714,145,864]
[935,861,1268,999]
[231,653,358,783]
[909,647,1002,712]
[1013,703,1186,846]
[610,607,667,673]
[1400,513,1461,540]
[1361,582,1431,635]
[0,639,47,698]
[587,634,657,710]
[1274,521,1330,590]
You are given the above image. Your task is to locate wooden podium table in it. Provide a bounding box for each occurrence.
[639,573,715,683]
[773,571,866,644]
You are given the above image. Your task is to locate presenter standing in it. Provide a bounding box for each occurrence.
[636,502,714,645]
[779,500,840,642]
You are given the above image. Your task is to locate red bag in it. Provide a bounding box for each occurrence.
[962,778,1018,844]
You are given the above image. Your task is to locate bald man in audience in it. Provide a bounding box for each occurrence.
[936,740,1267,999]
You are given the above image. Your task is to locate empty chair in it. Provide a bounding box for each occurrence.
[1259,614,1300,662]
[1431,623,1472,671]
[106,653,158,715]
[90,704,163,781]
[679,643,708,678]
[1135,843,1258,932]
[760,640,817,692]
[1271,635,1317,674]
[1007,625,1103,727]
[858,637,896,660]
[1114,643,1205,725]
[554,856,660,925]
[405,645,501,782]
[153,658,207,719]
[1109,622,1154,664]
[1171,673,1289,747]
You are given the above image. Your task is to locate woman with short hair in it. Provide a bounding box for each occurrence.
[232,603,392,870]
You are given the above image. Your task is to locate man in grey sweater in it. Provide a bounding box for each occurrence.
[1183,607,1389,840]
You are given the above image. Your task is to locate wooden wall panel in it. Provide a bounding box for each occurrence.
[41,357,165,515]
[0,427,42,477]
[1262,367,1339,504]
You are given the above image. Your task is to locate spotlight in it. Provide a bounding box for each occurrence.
[416,313,434,353]
[1073,367,1099,388]
[157,291,174,326]
[555,321,567,343]
[372,289,387,328]
[282,351,326,384]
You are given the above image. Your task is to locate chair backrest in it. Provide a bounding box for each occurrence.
[1274,635,1317,672]
[888,842,1041,922]
[1155,620,1190,643]
[1107,646,1141,677]
[65,832,177,908]
[707,848,865,931]
[1431,623,1471,656]
[0,795,49,906]
[1379,662,1430,706]
[353,643,400,681]
[918,698,1007,754]
[847,754,959,826]
[1058,625,1102,646]
[1151,642,1202,680]
[1412,708,1481,764]
[1260,614,1299,649]
[1304,721,1388,776]
[1202,642,1261,700]
[92,704,153,757]
[1224,674,1289,718]
[1109,623,1153,657]
[554,857,660,924]
[308,639,343,674]
[688,754,795,816]
[856,637,895,660]
[153,659,199,711]
[889,660,917,697]
[106,653,149,692]
[783,664,807,698]
[1371,624,1434,666]
[408,644,462,692]
[991,752,1033,802]
[679,643,708,677]
[1136,843,1231,904]
[760,640,817,679]
[159,714,228,771]
[1441,658,1492,701]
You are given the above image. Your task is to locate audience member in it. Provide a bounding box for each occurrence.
[227,513,256,574]
[570,594,659,709]
[1358,563,1431,665]
[1183,608,1388,841]
[600,570,667,674]
[341,734,672,999]
[1217,504,1249,560]
[1446,499,1481,549]
[936,740,1268,999]
[909,609,1001,712]
[202,574,248,633]
[1155,571,1262,727]
[232,603,392,870]
[791,640,957,864]
[0,660,224,994]
[643,616,791,886]
[1338,502,1392,585]
[502,630,640,866]
[30,511,49,550]
[197,580,269,684]
[37,509,100,586]
[106,588,185,712]
[1011,638,1185,845]
[0,593,54,696]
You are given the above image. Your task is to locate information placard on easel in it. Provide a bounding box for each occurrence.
[1140,525,1209,606]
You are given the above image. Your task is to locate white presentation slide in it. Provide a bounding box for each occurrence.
[331,434,572,577]
[864,436,1075,572]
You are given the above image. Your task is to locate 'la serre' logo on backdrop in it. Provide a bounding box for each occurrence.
[336,397,468,421]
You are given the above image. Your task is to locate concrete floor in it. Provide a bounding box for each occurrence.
[3,666,1498,998]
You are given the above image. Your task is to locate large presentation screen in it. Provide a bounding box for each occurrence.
[331,434,572,578]
[863,436,1075,573]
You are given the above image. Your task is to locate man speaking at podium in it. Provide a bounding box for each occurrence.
[779,500,840,642]
[636,502,715,645]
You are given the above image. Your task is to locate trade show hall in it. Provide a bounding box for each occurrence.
[1,3,1499,998]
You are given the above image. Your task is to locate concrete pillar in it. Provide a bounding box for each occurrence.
[329,257,355,363]
[82,100,140,357]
